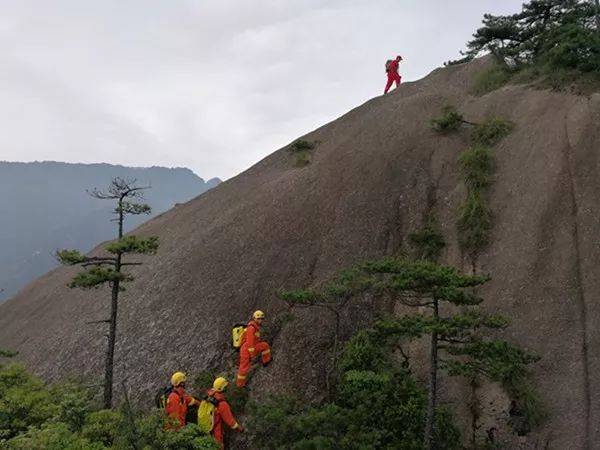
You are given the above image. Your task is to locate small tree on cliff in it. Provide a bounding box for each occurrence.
[282,259,539,449]
[57,178,158,408]
[361,259,538,449]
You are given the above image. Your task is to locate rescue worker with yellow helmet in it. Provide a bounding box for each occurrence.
[207,377,244,448]
[236,310,272,388]
[164,371,201,429]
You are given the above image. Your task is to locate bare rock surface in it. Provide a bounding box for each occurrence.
[1,57,599,449]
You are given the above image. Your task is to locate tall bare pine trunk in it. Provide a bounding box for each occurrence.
[103,200,124,408]
[424,299,439,450]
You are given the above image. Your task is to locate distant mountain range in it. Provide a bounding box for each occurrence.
[0,161,220,301]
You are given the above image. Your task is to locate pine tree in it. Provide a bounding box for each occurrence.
[57,178,158,408]
[360,259,538,449]
[462,0,598,70]
[282,259,539,449]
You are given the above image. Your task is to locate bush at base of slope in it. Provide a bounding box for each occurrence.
[0,363,218,450]
[246,329,461,450]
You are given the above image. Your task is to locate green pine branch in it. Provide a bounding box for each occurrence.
[117,201,152,216]
[68,267,132,289]
[106,236,159,255]
[56,249,88,265]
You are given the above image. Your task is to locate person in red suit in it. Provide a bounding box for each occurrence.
[384,55,403,94]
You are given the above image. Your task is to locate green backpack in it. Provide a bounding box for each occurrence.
[198,395,220,434]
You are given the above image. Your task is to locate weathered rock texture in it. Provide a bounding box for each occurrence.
[1,57,599,449]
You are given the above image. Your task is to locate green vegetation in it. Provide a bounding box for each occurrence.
[247,323,461,450]
[288,139,316,167]
[430,106,513,261]
[505,381,547,435]
[429,105,465,132]
[457,191,493,256]
[0,363,218,449]
[290,140,315,152]
[458,145,494,190]
[276,259,541,449]
[408,218,446,262]
[471,65,512,96]
[457,117,512,260]
[472,118,514,147]
[458,1,600,94]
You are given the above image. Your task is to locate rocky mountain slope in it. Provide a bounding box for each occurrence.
[1,58,599,449]
[0,162,220,301]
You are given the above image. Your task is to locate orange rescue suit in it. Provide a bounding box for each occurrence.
[236,319,271,387]
[207,388,242,448]
[165,386,195,429]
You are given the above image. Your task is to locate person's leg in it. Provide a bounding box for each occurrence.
[255,342,271,365]
[236,349,251,387]
[384,75,394,94]
[394,73,402,88]
[212,427,225,449]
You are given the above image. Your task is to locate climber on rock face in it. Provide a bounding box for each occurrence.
[205,377,244,449]
[164,372,201,429]
[236,310,272,388]
[384,55,403,94]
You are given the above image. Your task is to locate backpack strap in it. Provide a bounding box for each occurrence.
[171,388,186,405]
[204,394,220,406]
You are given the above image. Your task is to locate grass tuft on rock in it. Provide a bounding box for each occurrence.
[430,105,465,132]
[457,190,493,256]
[288,139,316,167]
[472,118,514,147]
[458,145,494,190]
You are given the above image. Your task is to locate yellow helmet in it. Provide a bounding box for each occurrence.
[253,310,265,320]
[170,371,186,387]
[213,377,229,392]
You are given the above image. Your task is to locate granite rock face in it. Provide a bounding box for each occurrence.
[2,58,599,449]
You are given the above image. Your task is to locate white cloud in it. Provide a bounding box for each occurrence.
[0,0,524,180]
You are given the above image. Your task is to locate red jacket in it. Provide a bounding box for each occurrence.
[387,59,400,75]
[165,386,195,429]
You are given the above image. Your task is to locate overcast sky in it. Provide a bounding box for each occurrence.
[1,0,524,180]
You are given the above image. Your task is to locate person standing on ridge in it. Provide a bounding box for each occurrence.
[206,377,244,449]
[236,310,272,388]
[384,55,403,94]
[164,371,201,429]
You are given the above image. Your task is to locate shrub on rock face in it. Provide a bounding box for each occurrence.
[289,140,315,152]
[288,139,316,167]
[472,118,514,147]
[458,145,494,190]
[429,106,465,132]
[457,190,493,256]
